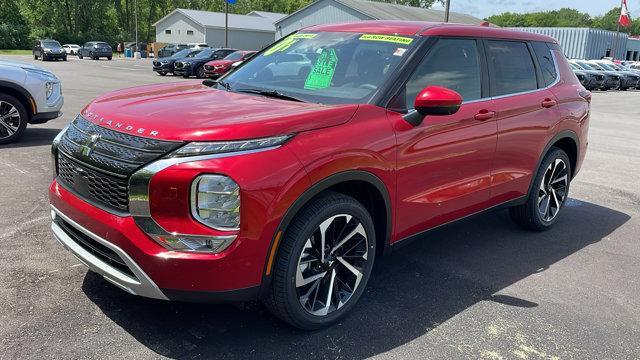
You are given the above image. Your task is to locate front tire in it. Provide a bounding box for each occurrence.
[263,192,376,330]
[196,66,206,79]
[510,147,571,231]
[0,94,28,144]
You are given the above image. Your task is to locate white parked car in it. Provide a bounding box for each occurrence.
[0,60,63,144]
[62,44,81,55]
[189,43,210,50]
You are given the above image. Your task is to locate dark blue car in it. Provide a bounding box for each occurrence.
[152,49,202,76]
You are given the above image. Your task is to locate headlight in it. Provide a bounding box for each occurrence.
[191,175,240,230]
[45,82,55,99]
[23,67,57,82]
[173,134,293,157]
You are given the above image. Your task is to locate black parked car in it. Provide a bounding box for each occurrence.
[569,62,604,90]
[158,44,190,58]
[78,42,112,60]
[173,48,237,78]
[152,49,201,76]
[33,39,67,61]
[572,60,619,91]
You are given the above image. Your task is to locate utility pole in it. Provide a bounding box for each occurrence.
[611,0,623,60]
[134,0,139,56]
[444,0,451,22]
[225,0,229,48]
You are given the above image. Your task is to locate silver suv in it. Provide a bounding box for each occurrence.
[0,60,63,144]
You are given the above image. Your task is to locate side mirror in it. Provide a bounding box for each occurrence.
[404,86,463,126]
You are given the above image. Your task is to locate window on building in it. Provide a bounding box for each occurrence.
[405,38,482,105]
[165,29,171,35]
[531,42,557,87]
[487,40,537,96]
[187,30,194,35]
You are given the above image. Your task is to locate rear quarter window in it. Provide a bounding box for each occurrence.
[531,42,558,87]
[487,40,538,96]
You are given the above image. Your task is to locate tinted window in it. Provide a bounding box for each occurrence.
[224,51,244,61]
[487,40,537,96]
[405,38,482,105]
[532,42,557,86]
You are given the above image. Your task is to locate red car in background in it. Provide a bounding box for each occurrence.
[203,50,256,78]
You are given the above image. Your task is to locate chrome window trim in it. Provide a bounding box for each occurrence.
[128,146,279,251]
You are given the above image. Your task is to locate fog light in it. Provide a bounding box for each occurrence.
[191,175,240,230]
[153,234,236,253]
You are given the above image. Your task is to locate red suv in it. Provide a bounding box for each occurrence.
[50,21,590,329]
[203,50,256,78]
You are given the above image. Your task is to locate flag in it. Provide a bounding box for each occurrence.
[619,0,632,28]
[226,0,236,4]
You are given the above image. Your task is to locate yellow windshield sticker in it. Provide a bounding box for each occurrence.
[263,34,317,56]
[304,49,338,90]
[291,33,317,39]
[359,34,413,45]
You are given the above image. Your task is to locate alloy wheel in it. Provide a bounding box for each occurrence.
[295,214,369,316]
[0,101,21,140]
[537,158,568,222]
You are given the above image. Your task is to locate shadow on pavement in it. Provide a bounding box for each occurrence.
[82,199,629,359]
[0,127,61,149]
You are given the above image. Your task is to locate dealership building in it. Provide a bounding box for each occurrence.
[153,9,285,50]
[273,0,487,39]
[512,27,640,61]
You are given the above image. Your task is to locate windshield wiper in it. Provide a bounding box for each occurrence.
[234,88,304,102]
[202,79,231,91]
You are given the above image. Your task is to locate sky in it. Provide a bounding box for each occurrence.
[430,0,640,19]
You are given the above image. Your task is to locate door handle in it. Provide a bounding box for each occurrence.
[474,110,496,121]
[541,98,557,108]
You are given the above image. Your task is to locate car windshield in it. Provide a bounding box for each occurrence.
[589,63,606,71]
[224,51,244,61]
[598,62,616,71]
[576,62,595,70]
[171,49,191,58]
[194,48,213,58]
[222,31,417,104]
[186,50,201,58]
[43,41,61,47]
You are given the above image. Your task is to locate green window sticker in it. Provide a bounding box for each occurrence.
[304,49,338,90]
[359,34,413,45]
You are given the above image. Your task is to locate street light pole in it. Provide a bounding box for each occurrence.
[134,0,139,55]
[444,0,451,22]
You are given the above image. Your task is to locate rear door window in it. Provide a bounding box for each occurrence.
[405,38,482,106]
[487,40,538,96]
[531,42,558,86]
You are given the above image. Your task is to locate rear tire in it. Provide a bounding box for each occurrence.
[263,192,376,330]
[34,53,38,60]
[0,94,28,144]
[107,56,112,61]
[510,147,571,231]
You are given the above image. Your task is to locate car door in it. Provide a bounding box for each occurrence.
[391,37,498,240]
[484,40,561,204]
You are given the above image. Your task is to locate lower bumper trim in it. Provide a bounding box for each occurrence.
[161,286,259,303]
[50,205,168,300]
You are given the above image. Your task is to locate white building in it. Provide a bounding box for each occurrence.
[153,9,286,50]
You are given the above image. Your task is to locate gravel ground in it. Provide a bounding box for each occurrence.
[1,55,639,360]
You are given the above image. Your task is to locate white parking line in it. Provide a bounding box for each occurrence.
[100,65,140,71]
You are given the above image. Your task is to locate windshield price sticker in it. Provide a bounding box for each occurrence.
[304,49,338,90]
[359,34,413,45]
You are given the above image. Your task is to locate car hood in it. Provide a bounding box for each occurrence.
[0,60,50,72]
[81,82,358,142]
[206,60,233,67]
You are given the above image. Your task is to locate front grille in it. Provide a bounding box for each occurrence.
[204,65,213,71]
[56,115,182,213]
[55,217,136,279]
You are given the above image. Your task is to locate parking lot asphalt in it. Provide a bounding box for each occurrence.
[1,55,639,359]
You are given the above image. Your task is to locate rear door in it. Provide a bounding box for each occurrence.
[485,40,560,204]
[392,37,498,239]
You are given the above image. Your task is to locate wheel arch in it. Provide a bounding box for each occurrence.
[0,81,35,119]
[260,170,393,294]
[527,130,579,196]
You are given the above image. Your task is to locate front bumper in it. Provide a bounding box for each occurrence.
[173,66,193,76]
[51,205,168,300]
[153,63,172,72]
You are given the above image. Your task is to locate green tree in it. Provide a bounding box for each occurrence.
[0,0,30,49]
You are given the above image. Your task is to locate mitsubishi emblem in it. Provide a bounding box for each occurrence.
[81,133,101,157]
